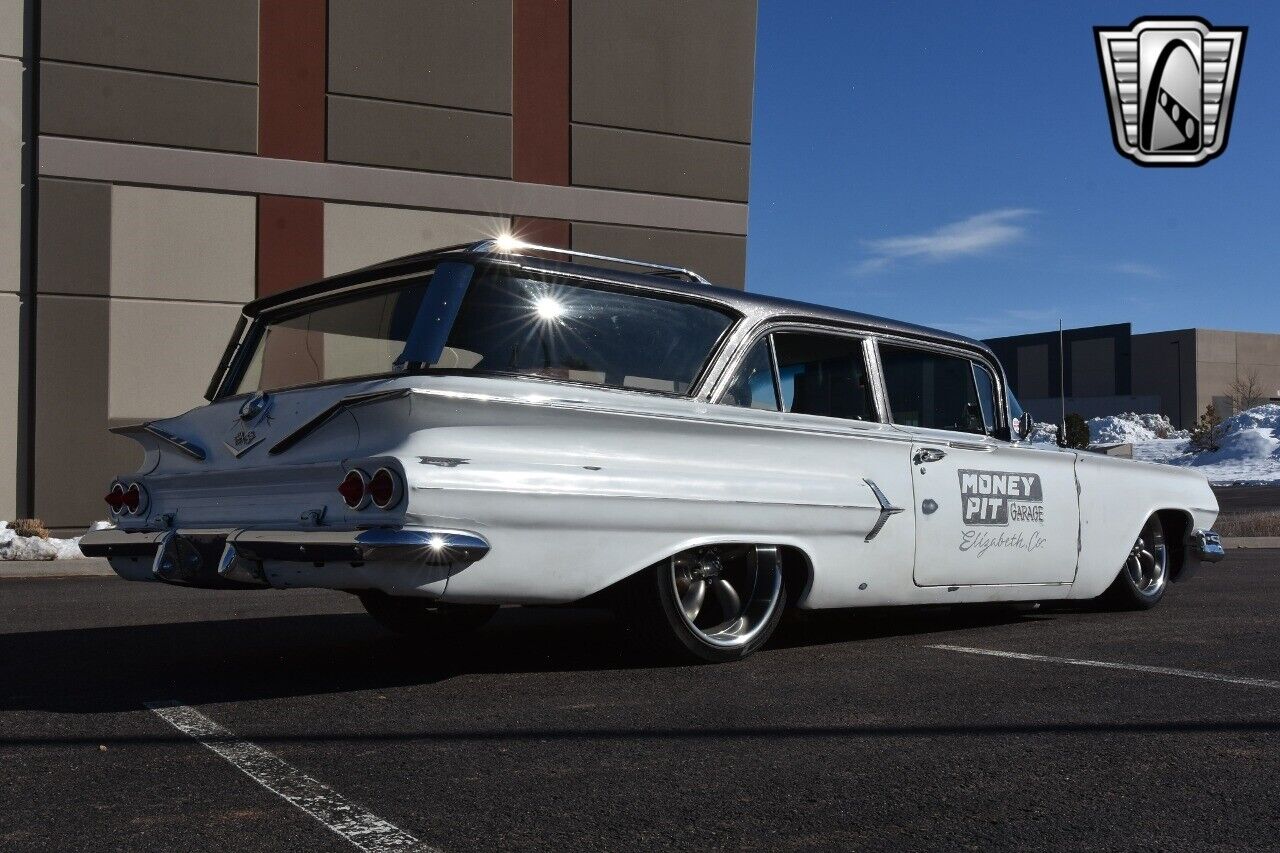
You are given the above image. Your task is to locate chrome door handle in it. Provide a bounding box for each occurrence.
[913,448,946,465]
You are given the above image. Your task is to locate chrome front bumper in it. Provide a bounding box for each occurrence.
[80,526,490,587]
[1191,529,1226,563]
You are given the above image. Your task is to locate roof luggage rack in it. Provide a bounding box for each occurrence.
[458,237,711,285]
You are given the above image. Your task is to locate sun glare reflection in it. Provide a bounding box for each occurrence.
[533,295,566,321]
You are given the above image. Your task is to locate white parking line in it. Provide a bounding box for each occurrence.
[927,645,1280,690]
[146,701,437,853]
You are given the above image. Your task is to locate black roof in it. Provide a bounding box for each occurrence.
[243,245,993,357]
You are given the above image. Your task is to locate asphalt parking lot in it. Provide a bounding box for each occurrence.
[3,552,1279,852]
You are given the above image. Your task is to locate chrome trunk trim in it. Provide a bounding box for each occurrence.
[79,527,170,558]
[226,528,490,565]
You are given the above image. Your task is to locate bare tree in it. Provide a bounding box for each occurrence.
[1227,368,1267,414]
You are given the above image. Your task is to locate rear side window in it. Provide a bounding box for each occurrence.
[773,332,876,421]
[880,344,985,435]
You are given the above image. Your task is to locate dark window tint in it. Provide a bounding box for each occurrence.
[880,344,985,434]
[721,339,780,411]
[972,363,997,434]
[773,332,877,421]
[235,267,735,395]
[442,272,733,394]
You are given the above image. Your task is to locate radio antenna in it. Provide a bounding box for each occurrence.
[1059,320,1067,446]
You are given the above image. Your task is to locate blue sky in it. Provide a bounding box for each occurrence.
[745,2,1277,340]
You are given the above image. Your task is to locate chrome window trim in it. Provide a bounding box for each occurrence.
[970,360,998,437]
[766,334,785,412]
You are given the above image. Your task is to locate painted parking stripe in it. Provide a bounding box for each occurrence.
[146,701,436,853]
[927,645,1280,690]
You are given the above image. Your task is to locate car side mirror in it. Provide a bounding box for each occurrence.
[1011,412,1035,443]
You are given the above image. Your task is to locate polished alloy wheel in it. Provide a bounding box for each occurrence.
[670,545,782,648]
[1125,515,1168,598]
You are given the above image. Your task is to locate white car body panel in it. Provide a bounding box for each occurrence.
[97,371,1218,607]
[86,247,1221,611]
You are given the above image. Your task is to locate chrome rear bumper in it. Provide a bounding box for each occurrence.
[1191,529,1225,563]
[80,526,490,587]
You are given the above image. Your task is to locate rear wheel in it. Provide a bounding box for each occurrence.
[358,591,498,639]
[621,544,787,663]
[1102,514,1169,610]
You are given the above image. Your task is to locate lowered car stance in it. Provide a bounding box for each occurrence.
[81,240,1225,663]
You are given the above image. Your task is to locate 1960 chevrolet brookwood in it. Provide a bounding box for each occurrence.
[80,239,1225,662]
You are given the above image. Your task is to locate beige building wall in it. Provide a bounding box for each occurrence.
[324,203,502,277]
[34,180,256,531]
[0,0,21,519]
[1194,329,1280,418]
[0,293,18,519]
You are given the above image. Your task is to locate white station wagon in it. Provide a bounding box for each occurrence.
[81,240,1225,662]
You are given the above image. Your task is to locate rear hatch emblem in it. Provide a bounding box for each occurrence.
[224,392,273,457]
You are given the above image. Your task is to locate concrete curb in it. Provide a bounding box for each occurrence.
[0,558,115,579]
[1223,537,1280,550]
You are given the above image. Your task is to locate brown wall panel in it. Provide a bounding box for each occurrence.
[572,124,749,202]
[260,0,326,160]
[514,216,570,249]
[41,0,259,83]
[328,95,511,178]
[572,222,746,287]
[513,0,569,185]
[328,0,511,113]
[40,61,257,153]
[572,0,756,142]
[257,195,323,297]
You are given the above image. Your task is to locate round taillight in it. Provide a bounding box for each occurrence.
[122,482,146,515]
[338,469,369,509]
[104,482,126,514]
[368,467,402,510]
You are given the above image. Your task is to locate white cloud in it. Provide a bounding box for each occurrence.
[853,208,1033,275]
[930,307,1063,341]
[1110,261,1163,279]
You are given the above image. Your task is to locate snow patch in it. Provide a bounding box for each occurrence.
[1088,412,1187,445]
[1107,405,1280,485]
[0,521,87,561]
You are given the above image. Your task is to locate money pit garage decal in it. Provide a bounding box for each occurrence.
[958,470,1043,525]
[957,469,1046,555]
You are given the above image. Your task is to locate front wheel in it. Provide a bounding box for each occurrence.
[621,544,787,663]
[1101,514,1169,610]
[358,591,498,640]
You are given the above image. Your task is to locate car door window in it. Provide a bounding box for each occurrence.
[773,332,877,421]
[720,339,780,411]
[880,343,985,435]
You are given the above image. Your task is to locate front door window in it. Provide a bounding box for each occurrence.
[880,344,985,435]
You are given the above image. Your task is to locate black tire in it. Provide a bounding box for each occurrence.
[1101,513,1170,611]
[619,544,787,664]
[358,591,498,639]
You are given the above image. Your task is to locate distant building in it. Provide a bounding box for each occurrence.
[985,325,1280,429]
